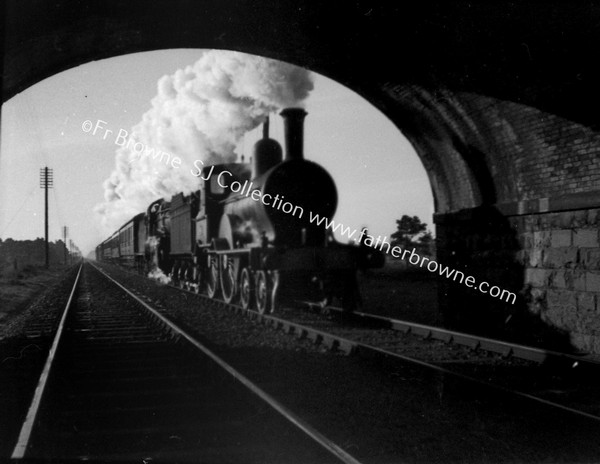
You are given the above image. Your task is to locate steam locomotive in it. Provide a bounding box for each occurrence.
[96,108,383,313]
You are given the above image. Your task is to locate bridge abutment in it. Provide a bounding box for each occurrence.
[389,85,600,353]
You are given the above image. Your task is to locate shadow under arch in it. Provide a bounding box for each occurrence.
[379,85,574,351]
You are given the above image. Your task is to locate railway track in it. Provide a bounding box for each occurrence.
[244,308,600,421]
[319,304,600,368]
[102,262,600,422]
[11,263,359,463]
[110,262,600,371]
[78,262,600,462]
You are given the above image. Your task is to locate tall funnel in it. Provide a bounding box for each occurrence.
[280,108,307,161]
[252,116,282,178]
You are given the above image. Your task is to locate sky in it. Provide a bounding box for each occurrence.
[0,49,433,255]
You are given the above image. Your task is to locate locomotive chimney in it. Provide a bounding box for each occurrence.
[263,116,270,139]
[280,108,307,161]
[252,116,282,178]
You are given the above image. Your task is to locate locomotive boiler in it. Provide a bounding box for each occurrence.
[97,108,382,313]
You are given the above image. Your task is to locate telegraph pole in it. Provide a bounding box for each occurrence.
[39,167,53,268]
[63,226,68,265]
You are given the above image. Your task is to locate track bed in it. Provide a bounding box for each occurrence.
[20,265,342,463]
[86,261,600,463]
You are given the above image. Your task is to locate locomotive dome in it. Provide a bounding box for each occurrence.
[252,117,283,177]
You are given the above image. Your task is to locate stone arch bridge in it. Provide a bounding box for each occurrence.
[4,0,600,352]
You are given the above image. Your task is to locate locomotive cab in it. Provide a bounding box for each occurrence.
[145,199,171,275]
[195,164,251,247]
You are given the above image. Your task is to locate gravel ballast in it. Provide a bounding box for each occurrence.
[0,264,80,458]
[92,262,600,463]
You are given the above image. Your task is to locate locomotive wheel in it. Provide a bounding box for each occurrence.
[185,265,194,291]
[206,255,219,299]
[255,270,271,315]
[220,255,239,304]
[170,261,180,287]
[239,268,253,310]
[193,266,202,294]
[178,264,187,289]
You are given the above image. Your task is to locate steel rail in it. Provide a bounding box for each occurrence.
[321,304,600,368]
[11,263,83,459]
[91,263,363,464]
[257,313,600,423]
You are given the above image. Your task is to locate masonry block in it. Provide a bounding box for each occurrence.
[572,210,588,228]
[586,272,600,292]
[577,291,596,311]
[551,229,572,247]
[521,232,533,250]
[550,270,571,289]
[530,287,546,301]
[548,213,562,229]
[544,289,577,329]
[558,212,574,229]
[542,247,578,269]
[524,285,546,314]
[525,268,548,287]
[576,306,600,334]
[533,230,551,247]
[528,248,543,267]
[524,216,537,232]
[546,290,576,310]
[552,213,572,228]
[538,214,551,229]
[573,270,587,291]
[580,249,600,270]
[573,229,599,248]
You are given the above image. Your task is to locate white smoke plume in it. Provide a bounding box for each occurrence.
[95,50,314,231]
[235,218,262,246]
[148,267,171,285]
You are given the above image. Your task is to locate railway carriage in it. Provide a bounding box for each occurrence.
[110,232,119,262]
[116,213,146,272]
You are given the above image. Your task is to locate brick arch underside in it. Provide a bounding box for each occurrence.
[383,85,600,213]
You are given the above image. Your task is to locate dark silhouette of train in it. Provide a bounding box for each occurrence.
[96,108,383,313]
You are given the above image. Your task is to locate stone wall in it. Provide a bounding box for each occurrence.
[435,204,600,353]
[517,208,600,353]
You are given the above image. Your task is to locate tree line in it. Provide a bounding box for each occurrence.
[390,215,434,257]
[0,238,78,269]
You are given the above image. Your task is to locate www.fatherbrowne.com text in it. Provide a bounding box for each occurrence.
[191,160,517,306]
[84,118,516,305]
